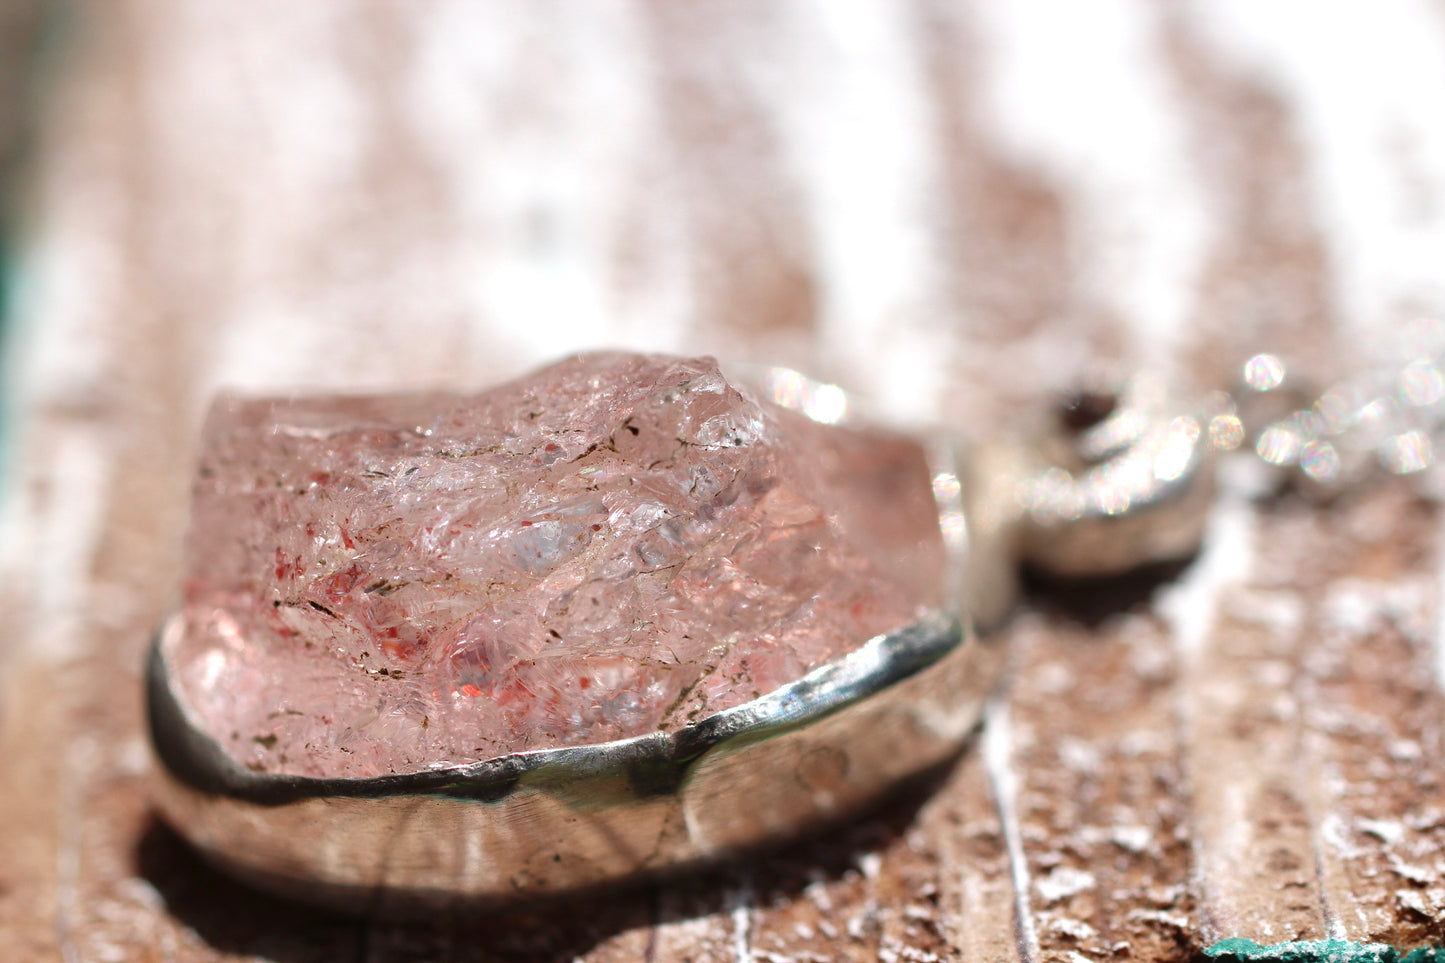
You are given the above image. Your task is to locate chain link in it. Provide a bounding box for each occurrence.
[1207,319,1445,492]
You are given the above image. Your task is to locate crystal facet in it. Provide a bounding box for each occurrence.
[167,353,944,778]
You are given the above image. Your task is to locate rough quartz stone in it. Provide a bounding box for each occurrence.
[167,353,945,778]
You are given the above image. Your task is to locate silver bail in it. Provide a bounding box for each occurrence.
[1014,371,1216,578]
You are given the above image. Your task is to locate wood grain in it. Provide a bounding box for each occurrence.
[4,2,1445,960]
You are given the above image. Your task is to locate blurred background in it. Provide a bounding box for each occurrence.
[14,2,1445,438]
[4,3,1445,961]
[7,3,1445,452]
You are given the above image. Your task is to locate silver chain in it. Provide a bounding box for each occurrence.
[1008,321,1445,581]
[1211,318,1445,492]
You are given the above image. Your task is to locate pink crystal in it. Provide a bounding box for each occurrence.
[166,353,945,778]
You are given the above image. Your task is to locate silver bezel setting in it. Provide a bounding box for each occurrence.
[148,610,999,910]
[146,364,1001,910]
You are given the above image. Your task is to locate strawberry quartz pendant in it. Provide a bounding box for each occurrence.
[156,351,1207,910]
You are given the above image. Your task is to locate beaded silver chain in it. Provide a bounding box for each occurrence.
[988,322,1445,590]
[1214,320,1445,491]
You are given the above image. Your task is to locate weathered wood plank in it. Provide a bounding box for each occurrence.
[5,2,1445,961]
[922,732,1025,963]
[1182,514,1331,943]
[1292,489,1445,947]
[1008,608,1200,960]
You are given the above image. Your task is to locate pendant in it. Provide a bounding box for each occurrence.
[146,351,1213,911]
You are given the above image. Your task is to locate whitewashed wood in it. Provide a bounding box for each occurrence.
[4,1,1445,960]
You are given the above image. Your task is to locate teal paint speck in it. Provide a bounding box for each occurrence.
[1208,939,1445,963]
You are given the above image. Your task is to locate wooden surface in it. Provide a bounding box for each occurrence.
[4,2,1445,960]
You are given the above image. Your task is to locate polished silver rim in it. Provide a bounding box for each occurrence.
[147,608,964,807]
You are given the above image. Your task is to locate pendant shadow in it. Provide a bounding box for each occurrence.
[1021,553,1197,630]
[134,747,967,962]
